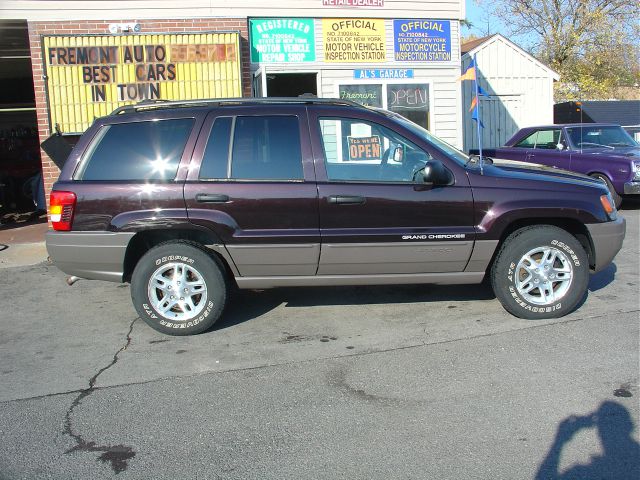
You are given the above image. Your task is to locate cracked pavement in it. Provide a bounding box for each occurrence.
[0,206,638,479]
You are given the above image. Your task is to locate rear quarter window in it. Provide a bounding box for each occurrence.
[77,118,194,181]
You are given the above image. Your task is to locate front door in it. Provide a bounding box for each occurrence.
[526,128,571,170]
[308,109,475,275]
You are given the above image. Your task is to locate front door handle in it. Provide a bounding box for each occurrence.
[327,195,366,205]
[195,193,230,203]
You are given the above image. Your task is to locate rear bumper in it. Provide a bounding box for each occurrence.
[586,217,626,272]
[624,182,640,194]
[46,231,134,282]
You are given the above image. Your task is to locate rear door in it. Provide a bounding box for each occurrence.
[308,107,475,275]
[184,106,320,276]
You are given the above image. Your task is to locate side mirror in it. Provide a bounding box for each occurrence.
[393,145,404,162]
[417,160,454,186]
[556,143,565,151]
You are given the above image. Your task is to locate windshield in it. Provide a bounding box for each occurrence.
[376,109,470,166]
[565,125,638,149]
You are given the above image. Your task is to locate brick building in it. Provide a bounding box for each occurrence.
[0,1,466,209]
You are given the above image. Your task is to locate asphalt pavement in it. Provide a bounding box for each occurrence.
[0,206,638,479]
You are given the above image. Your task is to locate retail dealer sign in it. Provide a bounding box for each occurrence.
[393,20,452,62]
[250,19,315,63]
[322,0,384,6]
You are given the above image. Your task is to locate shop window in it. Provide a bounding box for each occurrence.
[387,84,430,131]
[339,84,383,107]
[78,118,194,181]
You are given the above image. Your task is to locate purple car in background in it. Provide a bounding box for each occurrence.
[480,124,640,207]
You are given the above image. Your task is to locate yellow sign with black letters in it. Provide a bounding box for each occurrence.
[43,33,241,133]
[322,19,386,63]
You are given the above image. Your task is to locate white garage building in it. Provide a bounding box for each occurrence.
[461,34,559,152]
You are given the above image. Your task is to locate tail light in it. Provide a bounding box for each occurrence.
[49,190,77,231]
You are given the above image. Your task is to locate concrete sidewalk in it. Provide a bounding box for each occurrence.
[0,221,49,268]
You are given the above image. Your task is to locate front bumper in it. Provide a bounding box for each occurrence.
[586,217,626,272]
[46,231,135,282]
[624,181,640,194]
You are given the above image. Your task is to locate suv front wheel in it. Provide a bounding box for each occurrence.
[131,242,228,335]
[491,226,589,319]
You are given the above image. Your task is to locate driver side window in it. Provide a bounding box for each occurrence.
[318,117,432,182]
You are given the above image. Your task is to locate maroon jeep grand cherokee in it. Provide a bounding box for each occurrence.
[46,98,626,335]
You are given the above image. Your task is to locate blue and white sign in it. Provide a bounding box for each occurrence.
[354,69,414,79]
[393,20,451,62]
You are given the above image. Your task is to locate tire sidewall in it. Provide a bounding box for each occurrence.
[592,173,622,208]
[131,243,227,335]
[492,227,589,319]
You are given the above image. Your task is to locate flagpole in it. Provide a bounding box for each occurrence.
[473,53,484,175]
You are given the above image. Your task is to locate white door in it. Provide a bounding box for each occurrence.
[465,95,522,151]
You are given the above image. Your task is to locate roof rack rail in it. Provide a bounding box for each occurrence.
[110,96,364,115]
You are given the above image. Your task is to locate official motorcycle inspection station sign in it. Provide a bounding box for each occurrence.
[393,20,452,62]
[250,18,315,63]
[322,18,386,62]
[43,33,241,133]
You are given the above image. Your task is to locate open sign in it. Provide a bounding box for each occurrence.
[348,135,382,161]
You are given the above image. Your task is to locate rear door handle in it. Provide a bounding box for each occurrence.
[327,195,366,205]
[195,193,230,203]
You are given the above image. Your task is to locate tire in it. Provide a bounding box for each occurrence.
[591,173,622,209]
[491,226,589,320]
[131,241,228,335]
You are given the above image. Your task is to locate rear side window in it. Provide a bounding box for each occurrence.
[199,115,303,181]
[78,118,194,181]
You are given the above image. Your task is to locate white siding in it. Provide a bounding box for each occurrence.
[319,67,461,147]
[462,36,557,152]
[1,1,464,21]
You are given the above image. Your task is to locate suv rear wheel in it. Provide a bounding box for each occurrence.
[491,226,589,319]
[131,242,227,335]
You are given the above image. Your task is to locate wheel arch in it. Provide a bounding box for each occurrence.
[122,228,237,283]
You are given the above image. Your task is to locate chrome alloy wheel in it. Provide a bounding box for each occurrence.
[515,246,573,306]
[148,262,208,321]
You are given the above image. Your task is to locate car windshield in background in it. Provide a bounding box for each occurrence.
[566,126,638,149]
[376,108,469,166]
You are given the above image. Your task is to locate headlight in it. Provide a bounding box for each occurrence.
[633,161,640,180]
